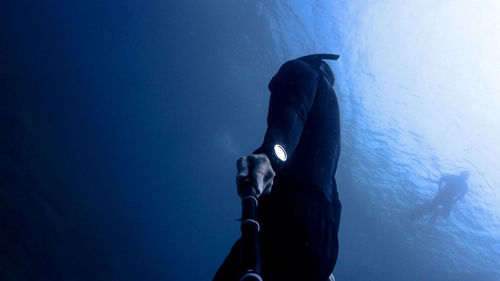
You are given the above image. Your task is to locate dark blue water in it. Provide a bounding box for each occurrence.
[2,1,499,280]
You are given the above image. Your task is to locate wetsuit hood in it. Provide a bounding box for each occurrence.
[298,54,338,85]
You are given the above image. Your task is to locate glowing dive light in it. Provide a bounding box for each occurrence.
[273,144,287,161]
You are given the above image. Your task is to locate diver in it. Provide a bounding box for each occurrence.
[410,171,470,225]
[213,54,342,281]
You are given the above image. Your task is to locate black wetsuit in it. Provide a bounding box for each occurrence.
[214,56,342,281]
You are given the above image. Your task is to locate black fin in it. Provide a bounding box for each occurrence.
[298,54,339,67]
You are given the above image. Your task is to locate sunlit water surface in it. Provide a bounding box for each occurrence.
[261,1,500,280]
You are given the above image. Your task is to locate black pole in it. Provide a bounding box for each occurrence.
[239,179,263,281]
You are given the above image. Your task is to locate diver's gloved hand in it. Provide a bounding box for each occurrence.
[236,154,276,198]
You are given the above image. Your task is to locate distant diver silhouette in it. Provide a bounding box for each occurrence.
[213,54,342,281]
[410,171,469,225]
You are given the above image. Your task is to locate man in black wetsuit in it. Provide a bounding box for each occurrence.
[213,54,342,281]
[410,171,469,224]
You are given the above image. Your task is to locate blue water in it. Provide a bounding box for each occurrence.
[2,0,499,280]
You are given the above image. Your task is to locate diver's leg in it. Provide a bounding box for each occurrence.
[428,204,442,225]
[428,197,448,224]
[441,204,452,219]
[300,198,340,281]
[259,188,339,281]
[410,201,435,220]
[212,240,241,281]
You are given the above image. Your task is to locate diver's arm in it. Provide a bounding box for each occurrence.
[253,60,320,172]
[438,175,452,192]
[437,176,445,191]
[455,186,468,201]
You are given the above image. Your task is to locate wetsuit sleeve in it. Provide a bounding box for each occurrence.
[253,60,320,172]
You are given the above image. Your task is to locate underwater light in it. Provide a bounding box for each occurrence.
[274,144,287,161]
